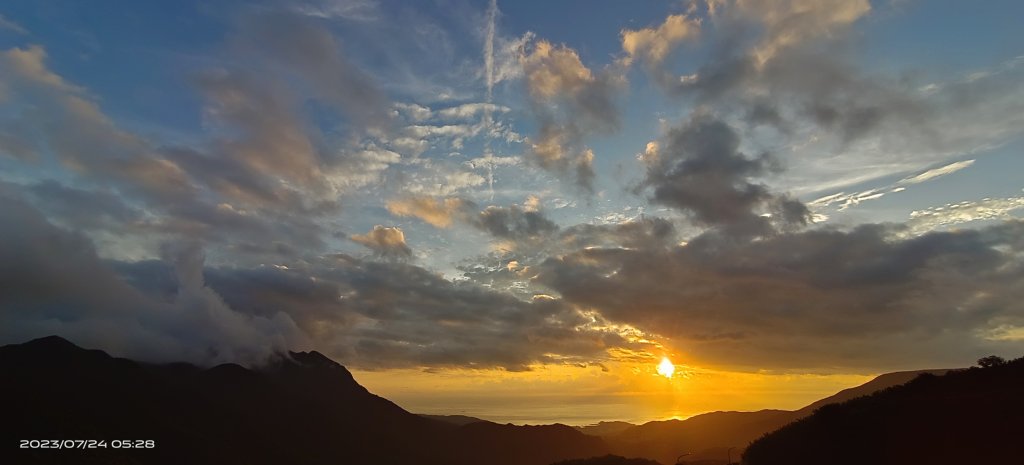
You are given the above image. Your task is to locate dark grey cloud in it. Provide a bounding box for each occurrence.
[456,216,679,296]
[120,251,650,371]
[534,220,1024,371]
[640,112,809,236]
[0,194,306,366]
[22,180,142,231]
[474,204,559,242]
[560,216,678,251]
[0,193,649,371]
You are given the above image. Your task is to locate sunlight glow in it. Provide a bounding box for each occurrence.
[657,357,675,378]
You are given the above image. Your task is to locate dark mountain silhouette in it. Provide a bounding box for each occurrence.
[550,454,661,465]
[793,369,948,416]
[576,421,637,437]
[742,357,1024,465]
[599,369,947,464]
[4,335,995,465]
[0,336,610,465]
[454,422,609,465]
[421,414,493,426]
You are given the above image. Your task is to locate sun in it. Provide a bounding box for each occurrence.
[657,356,675,378]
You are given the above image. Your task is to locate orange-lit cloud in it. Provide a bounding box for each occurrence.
[350,225,413,260]
[387,196,471,228]
[621,14,700,67]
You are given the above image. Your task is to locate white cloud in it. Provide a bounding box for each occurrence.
[405,170,486,197]
[292,0,380,21]
[326,145,401,191]
[897,159,975,185]
[437,103,510,120]
[809,159,977,213]
[393,102,433,122]
[906,195,1024,235]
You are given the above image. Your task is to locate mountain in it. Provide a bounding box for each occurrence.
[742,357,1024,465]
[793,369,949,415]
[0,336,610,465]
[453,422,610,465]
[576,421,637,437]
[421,414,493,426]
[551,455,662,465]
[600,369,948,464]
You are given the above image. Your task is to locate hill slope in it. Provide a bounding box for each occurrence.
[0,336,608,465]
[602,369,947,464]
[743,358,1024,465]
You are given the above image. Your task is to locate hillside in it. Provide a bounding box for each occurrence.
[601,369,947,464]
[742,357,1024,465]
[576,421,637,437]
[421,414,493,426]
[0,336,609,465]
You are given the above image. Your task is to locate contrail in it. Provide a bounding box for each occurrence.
[482,0,498,199]
[484,0,497,106]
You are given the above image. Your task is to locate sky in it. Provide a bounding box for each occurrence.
[1,0,1023,425]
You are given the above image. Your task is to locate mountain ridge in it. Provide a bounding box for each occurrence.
[743,358,1024,465]
[594,369,950,464]
[0,335,973,465]
[0,335,608,465]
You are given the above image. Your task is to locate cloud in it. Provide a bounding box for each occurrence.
[291,0,381,21]
[0,45,153,168]
[521,40,598,99]
[350,225,413,260]
[325,144,402,191]
[483,0,499,100]
[620,14,701,67]
[197,256,656,370]
[437,102,511,120]
[535,219,1024,371]
[640,111,808,235]
[0,195,307,366]
[464,153,521,198]
[710,0,871,66]
[233,12,391,128]
[401,166,486,197]
[2,191,657,370]
[809,188,887,212]
[195,69,324,189]
[898,159,975,185]
[0,40,370,262]
[519,39,624,190]
[0,45,203,209]
[393,102,433,122]
[560,216,679,251]
[906,195,1024,235]
[653,3,1023,195]
[21,180,142,231]
[387,196,474,228]
[115,246,660,372]
[529,122,598,190]
[809,160,978,214]
[474,204,559,243]
[0,14,27,34]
